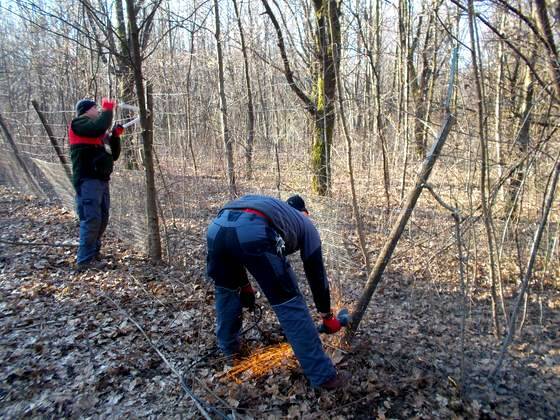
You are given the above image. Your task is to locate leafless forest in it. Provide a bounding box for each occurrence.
[0,0,559,418]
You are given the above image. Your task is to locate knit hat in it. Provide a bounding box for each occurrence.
[287,195,308,213]
[75,99,97,116]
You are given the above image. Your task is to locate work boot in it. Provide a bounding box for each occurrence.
[75,259,107,272]
[319,370,350,391]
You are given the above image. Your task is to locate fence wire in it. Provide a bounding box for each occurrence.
[2,105,557,303]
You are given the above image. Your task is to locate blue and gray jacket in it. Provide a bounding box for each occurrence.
[222,194,331,313]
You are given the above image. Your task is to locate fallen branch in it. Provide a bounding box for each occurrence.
[345,112,455,340]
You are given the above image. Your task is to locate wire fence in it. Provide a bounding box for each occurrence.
[1,104,558,302]
[0,105,366,278]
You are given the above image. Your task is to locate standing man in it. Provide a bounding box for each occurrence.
[206,194,348,390]
[69,98,123,270]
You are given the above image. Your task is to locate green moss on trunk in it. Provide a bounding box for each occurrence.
[310,0,340,196]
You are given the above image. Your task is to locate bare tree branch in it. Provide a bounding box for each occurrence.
[260,0,316,114]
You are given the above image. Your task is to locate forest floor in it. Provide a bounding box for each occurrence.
[0,185,558,419]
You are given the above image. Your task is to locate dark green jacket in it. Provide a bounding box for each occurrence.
[69,110,121,189]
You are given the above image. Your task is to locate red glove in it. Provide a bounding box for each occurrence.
[101,98,117,111]
[321,312,341,334]
[239,284,255,311]
[112,124,124,137]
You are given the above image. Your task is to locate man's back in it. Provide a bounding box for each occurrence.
[222,194,315,255]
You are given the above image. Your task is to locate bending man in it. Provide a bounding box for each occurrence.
[206,194,348,390]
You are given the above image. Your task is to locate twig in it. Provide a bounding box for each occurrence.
[421,183,459,214]
[422,183,467,393]
[449,0,558,104]
[260,0,316,114]
[102,293,216,420]
[0,238,78,248]
[323,342,350,354]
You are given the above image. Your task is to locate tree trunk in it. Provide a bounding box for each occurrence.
[0,112,43,196]
[125,0,162,262]
[233,0,255,180]
[31,99,72,183]
[467,0,501,337]
[330,3,370,273]
[508,51,536,213]
[494,11,506,200]
[115,0,140,170]
[184,25,198,176]
[260,0,340,196]
[534,0,560,99]
[214,0,237,198]
[346,113,456,341]
[310,0,340,195]
[491,152,560,377]
[374,0,390,208]
[355,2,390,208]
[398,0,410,200]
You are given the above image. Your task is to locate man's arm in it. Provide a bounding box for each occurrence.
[302,246,331,314]
[72,110,113,137]
[109,135,121,161]
[300,222,331,314]
[109,125,123,161]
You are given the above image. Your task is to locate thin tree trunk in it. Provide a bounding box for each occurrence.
[354,2,390,208]
[125,0,162,261]
[0,112,43,196]
[214,0,236,197]
[494,12,506,200]
[115,0,139,170]
[491,152,560,378]
[399,0,410,201]
[330,3,370,273]
[409,3,435,159]
[508,48,536,214]
[534,0,560,99]
[232,0,255,180]
[375,0,390,209]
[31,99,72,183]
[184,26,197,176]
[467,0,501,338]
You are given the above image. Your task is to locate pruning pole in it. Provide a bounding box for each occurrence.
[119,102,142,129]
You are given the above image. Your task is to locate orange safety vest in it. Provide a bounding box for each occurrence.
[68,125,105,146]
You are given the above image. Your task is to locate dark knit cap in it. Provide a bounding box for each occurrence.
[287,195,308,213]
[76,99,97,116]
